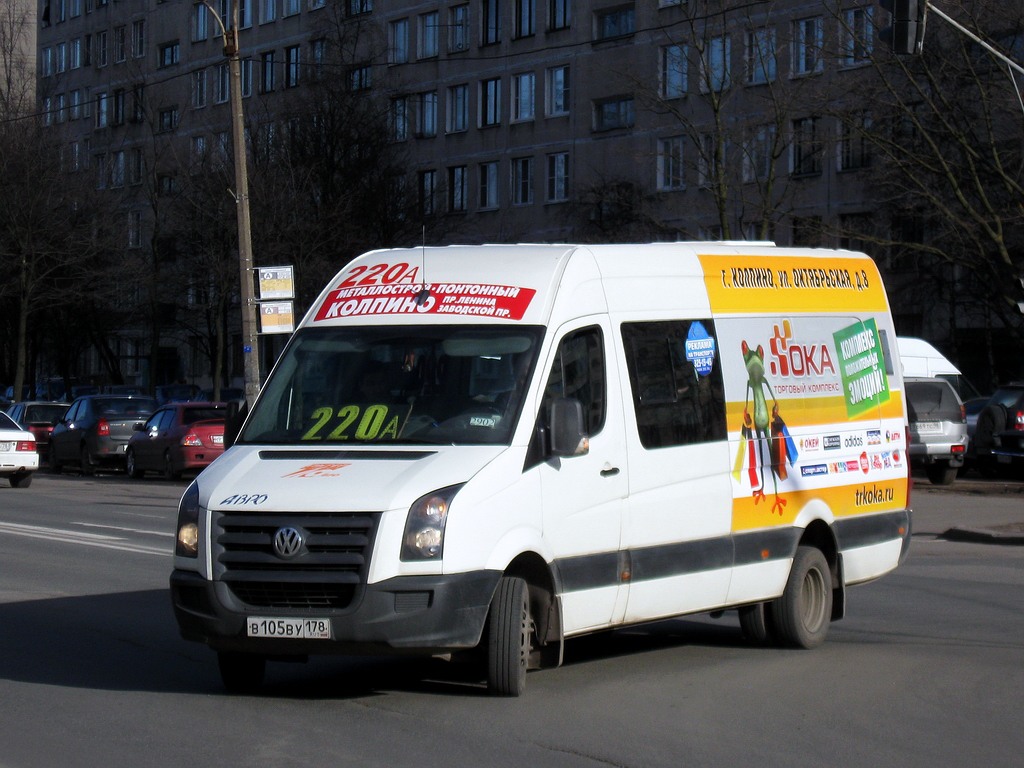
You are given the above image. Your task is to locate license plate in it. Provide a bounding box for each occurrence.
[915,421,941,434]
[246,617,332,639]
[212,435,223,445]
[0,442,12,452]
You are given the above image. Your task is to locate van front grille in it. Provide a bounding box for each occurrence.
[212,510,379,610]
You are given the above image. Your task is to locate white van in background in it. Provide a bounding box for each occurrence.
[171,243,912,696]
[898,337,977,399]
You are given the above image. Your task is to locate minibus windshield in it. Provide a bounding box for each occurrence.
[239,325,543,446]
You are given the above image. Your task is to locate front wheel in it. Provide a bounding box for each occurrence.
[486,576,532,697]
[771,546,833,649]
[218,652,266,694]
[738,602,775,646]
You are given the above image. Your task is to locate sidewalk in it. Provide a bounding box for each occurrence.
[913,471,1024,545]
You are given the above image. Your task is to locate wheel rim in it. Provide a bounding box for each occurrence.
[800,566,828,633]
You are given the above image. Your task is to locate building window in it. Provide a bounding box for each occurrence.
[128,211,142,249]
[158,41,180,68]
[419,12,439,58]
[415,92,438,137]
[745,26,776,85]
[657,135,685,190]
[448,166,468,212]
[546,152,568,202]
[349,65,371,91]
[283,0,299,16]
[261,51,275,92]
[594,97,633,131]
[512,156,533,205]
[479,161,499,208]
[192,5,208,41]
[841,7,873,67]
[545,64,570,116]
[512,72,535,121]
[838,114,871,170]
[699,133,722,186]
[285,45,300,87]
[54,93,66,123]
[448,4,469,52]
[742,124,775,182]
[660,44,686,98]
[418,169,437,216]
[349,0,372,15]
[132,20,146,59]
[389,19,409,64]
[56,42,67,73]
[483,0,501,45]
[596,6,634,40]
[112,88,125,125]
[95,153,107,189]
[191,135,207,166]
[792,117,822,176]
[240,0,253,27]
[70,89,82,119]
[110,150,125,187]
[129,147,143,185]
[792,17,823,75]
[192,70,207,108]
[701,35,730,93]
[549,0,570,31]
[390,97,408,141]
[114,26,126,63]
[69,140,81,171]
[310,38,326,79]
[94,92,108,128]
[515,0,535,38]
[96,31,109,67]
[480,77,501,126]
[447,84,468,132]
[261,0,276,23]
[158,106,179,133]
[241,59,253,97]
[216,63,229,103]
[70,38,82,69]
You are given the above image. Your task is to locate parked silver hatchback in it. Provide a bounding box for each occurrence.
[905,377,968,485]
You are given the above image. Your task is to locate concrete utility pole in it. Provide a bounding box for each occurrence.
[197,0,260,409]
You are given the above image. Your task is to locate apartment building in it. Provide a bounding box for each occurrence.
[37,0,1013,389]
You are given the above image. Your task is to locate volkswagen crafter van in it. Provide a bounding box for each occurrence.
[171,243,912,696]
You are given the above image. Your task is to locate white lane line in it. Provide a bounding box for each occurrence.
[0,521,171,557]
[75,522,175,538]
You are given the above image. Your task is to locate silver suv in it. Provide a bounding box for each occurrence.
[905,377,968,485]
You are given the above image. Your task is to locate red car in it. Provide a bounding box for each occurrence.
[5,401,70,462]
[126,402,226,480]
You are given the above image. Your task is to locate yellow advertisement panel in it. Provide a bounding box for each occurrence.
[698,254,890,315]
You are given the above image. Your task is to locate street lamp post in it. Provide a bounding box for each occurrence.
[197,1,260,410]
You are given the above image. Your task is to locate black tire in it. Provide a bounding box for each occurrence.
[486,576,532,697]
[217,652,266,694]
[738,602,775,645]
[80,446,95,476]
[50,447,63,474]
[771,546,832,649]
[9,472,32,488]
[163,451,181,481]
[926,461,957,486]
[126,449,144,479]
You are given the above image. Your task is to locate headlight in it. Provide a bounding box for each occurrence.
[401,485,462,561]
[175,481,201,558]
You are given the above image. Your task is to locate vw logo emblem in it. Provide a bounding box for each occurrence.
[272,527,304,559]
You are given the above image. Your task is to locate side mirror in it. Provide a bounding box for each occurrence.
[548,397,589,458]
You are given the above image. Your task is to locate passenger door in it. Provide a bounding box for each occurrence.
[534,321,629,633]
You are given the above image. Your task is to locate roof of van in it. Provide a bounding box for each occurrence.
[897,337,961,376]
[305,243,887,328]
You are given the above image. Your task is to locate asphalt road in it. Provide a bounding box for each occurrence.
[0,472,1021,768]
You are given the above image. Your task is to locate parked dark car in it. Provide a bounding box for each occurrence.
[156,383,201,405]
[50,395,158,475]
[5,401,70,462]
[126,402,226,480]
[971,382,1024,477]
[905,377,968,485]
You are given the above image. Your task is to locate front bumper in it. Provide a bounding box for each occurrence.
[170,568,502,656]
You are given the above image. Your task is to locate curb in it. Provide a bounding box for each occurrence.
[940,526,1024,545]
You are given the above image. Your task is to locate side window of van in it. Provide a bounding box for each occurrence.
[542,327,607,436]
[621,320,727,449]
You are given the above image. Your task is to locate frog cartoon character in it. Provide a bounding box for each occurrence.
[736,340,792,515]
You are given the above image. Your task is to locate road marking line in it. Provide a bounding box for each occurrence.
[0,521,170,557]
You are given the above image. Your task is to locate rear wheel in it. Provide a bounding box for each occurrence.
[80,446,95,476]
[926,460,957,486]
[50,447,63,474]
[772,546,832,649]
[217,652,266,694]
[163,451,181,481]
[126,449,144,479]
[9,472,32,488]
[486,576,532,697]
